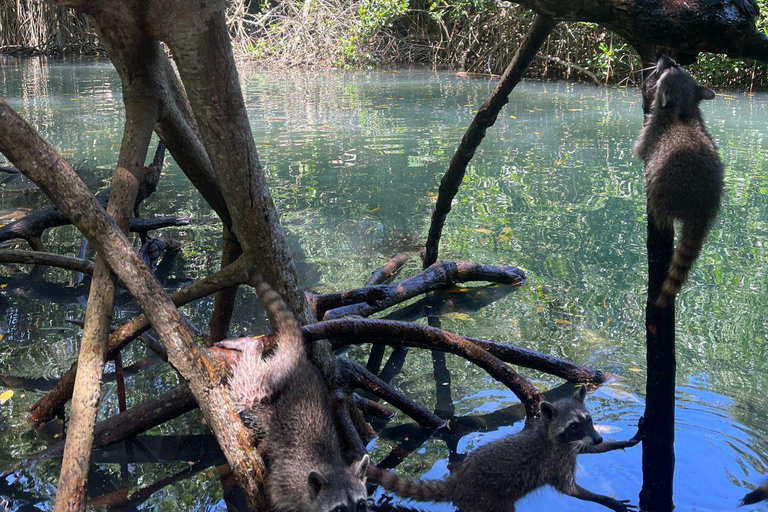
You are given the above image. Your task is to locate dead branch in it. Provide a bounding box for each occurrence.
[423,15,557,267]
[319,261,526,319]
[353,393,395,420]
[29,256,249,425]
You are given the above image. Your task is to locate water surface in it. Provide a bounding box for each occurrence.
[0,57,766,511]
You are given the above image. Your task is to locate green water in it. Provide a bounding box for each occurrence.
[0,56,767,511]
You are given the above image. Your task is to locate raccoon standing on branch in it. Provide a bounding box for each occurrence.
[367,386,645,512]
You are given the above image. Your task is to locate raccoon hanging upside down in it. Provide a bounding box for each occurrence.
[634,55,724,308]
[368,386,644,512]
[226,272,369,512]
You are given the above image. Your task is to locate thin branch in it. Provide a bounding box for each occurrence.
[423,15,557,267]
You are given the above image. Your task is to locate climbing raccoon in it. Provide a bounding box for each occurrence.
[368,386,644,512]
[635,54,724,307]
[226,273,369,512]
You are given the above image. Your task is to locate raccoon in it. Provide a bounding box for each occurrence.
[634,55,724,308]
[227,272,369,512]
[741,480,768,506]
[367,386,643,512]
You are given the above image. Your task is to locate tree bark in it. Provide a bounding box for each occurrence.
[0,100,269,510]
[54,30,159,507]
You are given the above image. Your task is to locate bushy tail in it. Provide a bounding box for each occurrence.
[740,481,768,506]
[656,220,710,308]
[367,465,447,503]
[228,271,304,412]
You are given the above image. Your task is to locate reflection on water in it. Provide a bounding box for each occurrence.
[0,58,767,511]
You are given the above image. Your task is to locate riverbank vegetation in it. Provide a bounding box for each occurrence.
[3,0,768,88]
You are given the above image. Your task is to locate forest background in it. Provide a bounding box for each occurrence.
[2,0,768,89]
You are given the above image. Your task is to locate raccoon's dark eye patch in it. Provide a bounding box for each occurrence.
[568,422,579,431]
[332,506,346,512]
[585,415,592,424]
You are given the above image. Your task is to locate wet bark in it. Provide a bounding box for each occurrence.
[423,15,557,267]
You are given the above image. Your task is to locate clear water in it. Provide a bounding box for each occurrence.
[0,56,766,511]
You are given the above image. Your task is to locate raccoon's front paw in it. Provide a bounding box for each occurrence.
[610,499,638,512]
[627,416,645,446]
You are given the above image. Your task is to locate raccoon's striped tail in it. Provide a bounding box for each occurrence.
[367,465,448,503]
[655,220,710,308]
[228,271,304,411]
[740,481,768,506]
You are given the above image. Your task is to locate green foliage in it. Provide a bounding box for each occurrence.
[359,0,408,35]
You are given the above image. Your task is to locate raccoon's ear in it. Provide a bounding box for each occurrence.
[353,454,370,479]
[540,401,557,421]
[659,89,670,108]
[573,385,587,403]
[698,86,716,100]
[307,470,328,498]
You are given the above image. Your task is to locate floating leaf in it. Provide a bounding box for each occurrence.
[447,286,470,293]
[509,115,517,119]
[0,390,13,405]
[534,304,546,314]
[554,319,572,325]
[498,235,511,241]
[408,172,414,176]
[475,228,492,234]
[374,104,390,109]
[501,227,513,234]
[0,284,6,289]
[529,109,535,112]
[567,108,583,112]
[629,367,643,373]
[554,160,565,165]
[369,207,380,213]
[426,191,438,199]
[534,131,540,135]
[441,312,474,322]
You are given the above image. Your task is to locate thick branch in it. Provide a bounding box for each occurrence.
[320,261,526,319]
[36,384,197,460]
[366,252,412,286]
[0,250,95,274]
[0,100,268,509]
[29,256,249,425]
[423,15,557,267]
[512,0,768,63]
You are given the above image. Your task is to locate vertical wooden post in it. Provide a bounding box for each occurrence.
[639,56,676,512]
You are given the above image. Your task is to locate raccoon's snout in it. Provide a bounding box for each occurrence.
[592,434,603,446]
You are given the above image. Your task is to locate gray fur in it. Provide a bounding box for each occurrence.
[741,480,768,506]
[368,386,639,512]
[635,55,724,308]
[228,274,369,512]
